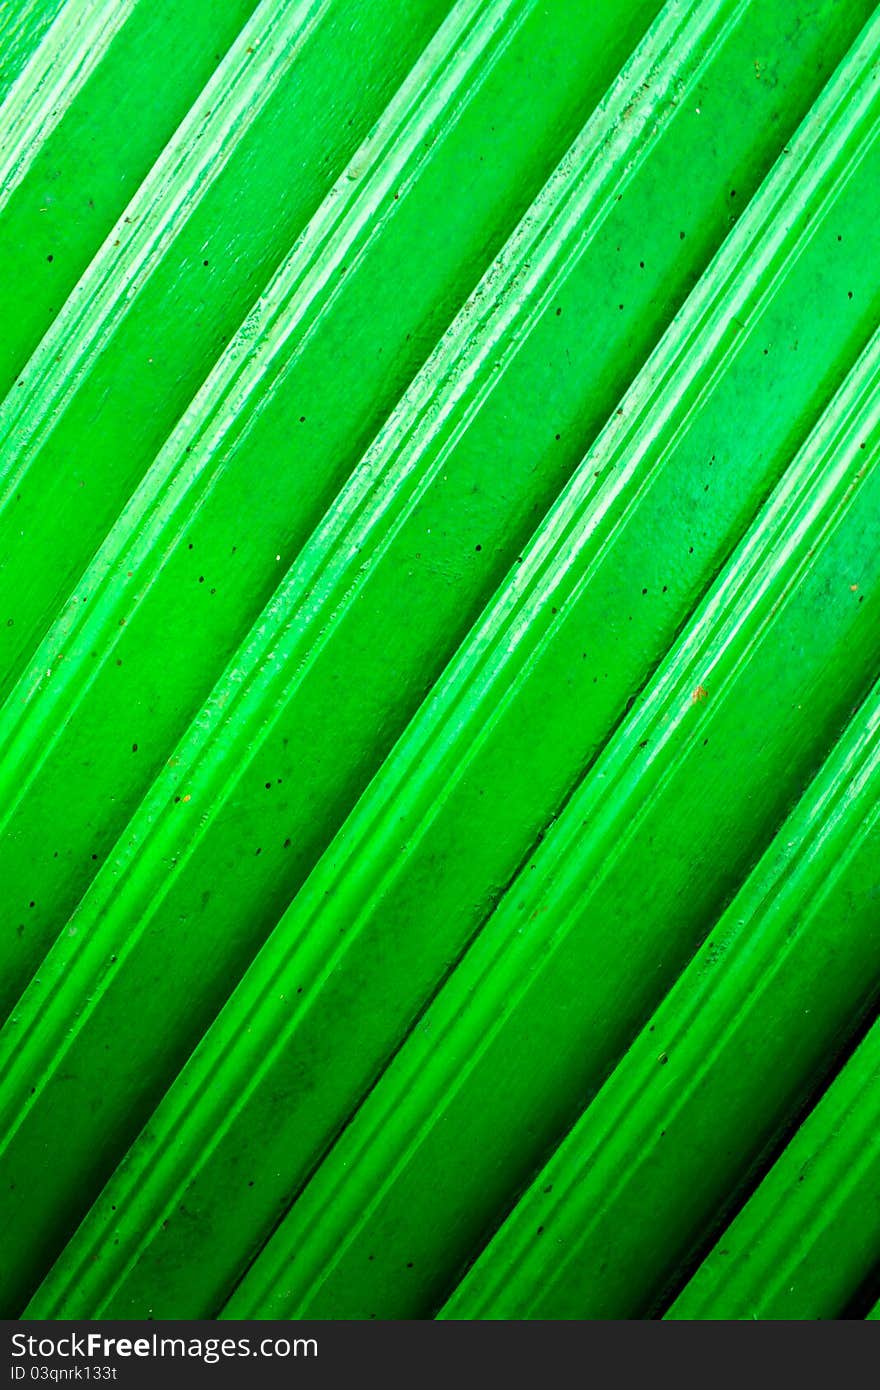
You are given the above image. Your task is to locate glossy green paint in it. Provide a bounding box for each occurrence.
[668,1018,880,1320]
[2,0,879,1321]
[0,0,263,390]
[442,674,880,1318]
[222,318,880,1319]
[0,0,67,108]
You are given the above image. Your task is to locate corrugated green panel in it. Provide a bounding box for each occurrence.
[1,0,878,1320]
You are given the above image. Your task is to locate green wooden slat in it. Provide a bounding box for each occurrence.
[0,0,690,1313]
[217,314,880,1318]
[1,0,879,1322]
[0,0,263,389]
[0,0,67,108]
[667,1018,880,1320]
[0,0,668,1020]
[0,0,457,704]
[24,2,880,1314]
[442,673,880,1318]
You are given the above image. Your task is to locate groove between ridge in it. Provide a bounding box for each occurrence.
[29,287,880,1320]
[0,0,333,488]
[6,0,878,1312]
[0,0,743,1066]
[218,321,880,1318]
[440,672,880,1317]
[0,0,534,830]
[667,1013,880,1319]
[0,0,137,213]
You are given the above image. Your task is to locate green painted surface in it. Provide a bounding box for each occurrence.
[1,0,878,1320]
[668,1016,880,1320]
[442,672,880,1318]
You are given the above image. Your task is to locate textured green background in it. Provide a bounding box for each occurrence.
[0,0,878,1319]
